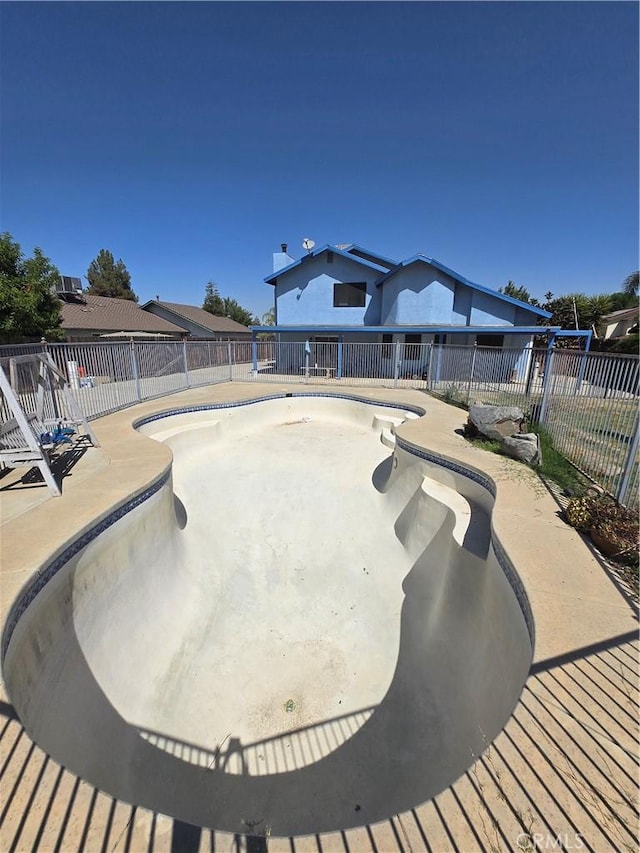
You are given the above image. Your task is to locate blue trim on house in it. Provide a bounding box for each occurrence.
[249,324,561,335]
[555,328,593,351]
[375,255,552,319]
[265,244,393,284]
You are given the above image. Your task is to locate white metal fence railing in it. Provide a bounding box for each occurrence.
[1,339,638,508]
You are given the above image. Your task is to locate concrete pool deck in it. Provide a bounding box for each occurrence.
[0,382,638,852]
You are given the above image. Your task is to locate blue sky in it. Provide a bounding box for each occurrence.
[1,1,638,319]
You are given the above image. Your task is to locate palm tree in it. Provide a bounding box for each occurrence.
[261,307,276,326]
[622,271,639,297]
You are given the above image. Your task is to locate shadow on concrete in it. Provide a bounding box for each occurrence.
[2,631,637,851]
[0,443,90,494]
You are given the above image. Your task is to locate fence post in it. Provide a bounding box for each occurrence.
[40,338,62,421]
[252,338,258,376]
[538,348,555,424]
[183,340,191,389]
[393,340,401,389]
[466,343,477,405]
[337,337,343,380]
[425,343,433,389]
[111,346,119,404]
[436,344,443,385]
[228,341,233,381]
[130,340,141,401]
[616,411,639,506]
[524,345,538,398]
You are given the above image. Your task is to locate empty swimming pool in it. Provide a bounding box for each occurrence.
[2,394,533,837]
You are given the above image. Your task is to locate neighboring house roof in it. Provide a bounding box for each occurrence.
[264,244,393,284]
[141,300,251,335]
[376,254,552,318]
[59,294,185,335]
[601,307,639,323]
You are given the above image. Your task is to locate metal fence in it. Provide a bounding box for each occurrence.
[1,339,638,508]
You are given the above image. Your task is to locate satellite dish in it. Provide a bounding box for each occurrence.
[302,238,315,253]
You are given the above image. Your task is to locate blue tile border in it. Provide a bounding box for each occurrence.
[3,393,533,663]
[395,435,497,497]
[133,392,426,430]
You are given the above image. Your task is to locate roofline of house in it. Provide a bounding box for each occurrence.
[264,246,553,319]
[338,243,398,269]
[375,255,553,318]
[601,307,639,321]
[140,300,249,332]
[264,244,393,284]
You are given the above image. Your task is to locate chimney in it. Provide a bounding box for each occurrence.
[273,242,294,273]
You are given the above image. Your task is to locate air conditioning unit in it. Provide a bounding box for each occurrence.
[57,276,83,295]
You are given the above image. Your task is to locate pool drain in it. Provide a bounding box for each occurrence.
[284,699,296,713]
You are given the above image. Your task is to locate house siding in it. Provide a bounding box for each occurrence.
[470,291,516,326]
[380,263,456,325]
[275,254,382,326]
[264,246,554,370]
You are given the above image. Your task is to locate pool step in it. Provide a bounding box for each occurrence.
[419,475,472,547]
[148,419,221,444]
[373,414,406,449]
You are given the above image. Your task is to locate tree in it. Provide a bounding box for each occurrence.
[261,307,276,326]
[202,280,225,315]
[542,293,613,332]
[608,290,637,312]
[202,281,258,327]
[0,232,63,342]
[85,249,137,301]
[222,297,258,327]
[498,281,539,306]
[622,271,639,297]
[257,307,276,340]
[587,294,614,329]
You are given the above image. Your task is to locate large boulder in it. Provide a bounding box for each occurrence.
[501,433,541,464]
[468,404,525,441]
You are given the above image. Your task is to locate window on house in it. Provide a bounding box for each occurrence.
[382,333,393,359]
[475,334,504,348]
[333,282,366,307]
[404,334,422,360]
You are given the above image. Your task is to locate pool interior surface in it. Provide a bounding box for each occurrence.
[3,396,532,837]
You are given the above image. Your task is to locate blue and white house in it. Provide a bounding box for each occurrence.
[251,242,588,379]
